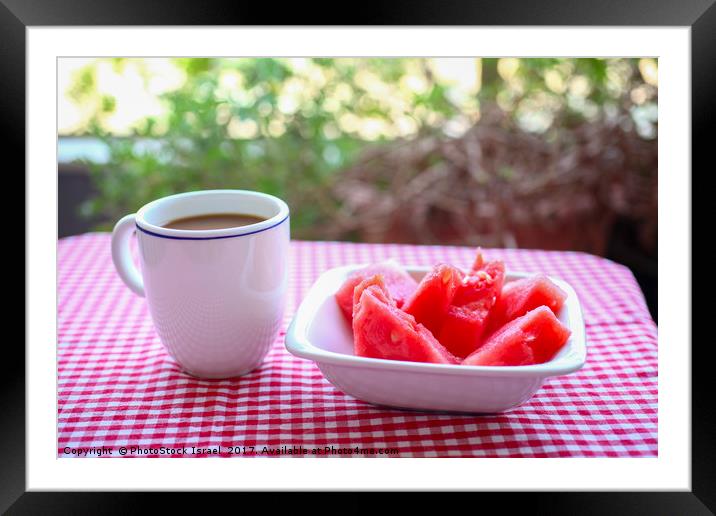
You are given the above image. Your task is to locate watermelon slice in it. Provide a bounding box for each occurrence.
[469,249,486,272]
[437,255,505,358]
[402,263,462,336]
[488,274,567,333]
[462,306,571,366]
[453,259,505,305]
[335,261,418,322]
[351,274,395,313]
[353,283,459,364]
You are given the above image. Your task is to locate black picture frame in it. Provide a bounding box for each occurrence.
[6,0,709,512]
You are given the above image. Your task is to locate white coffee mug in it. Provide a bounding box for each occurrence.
[111,190,290,378]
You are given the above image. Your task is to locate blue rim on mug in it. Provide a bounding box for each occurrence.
[134,190,290,240]
[135,214,289,240]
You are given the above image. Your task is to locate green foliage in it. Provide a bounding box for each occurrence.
[69,58,657,235]
[79,58,466,232]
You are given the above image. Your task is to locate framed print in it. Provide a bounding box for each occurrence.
[5,0,710,511]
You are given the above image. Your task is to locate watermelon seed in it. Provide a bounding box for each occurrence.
[475,271,491,281]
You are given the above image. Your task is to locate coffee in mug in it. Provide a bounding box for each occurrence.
[163,213,266,231]
[111,190,290,378]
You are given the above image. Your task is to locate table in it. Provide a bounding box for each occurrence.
[58,234,657,457]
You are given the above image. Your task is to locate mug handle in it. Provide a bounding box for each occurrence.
[111,214,145,297]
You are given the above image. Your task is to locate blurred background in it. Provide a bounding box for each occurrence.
[58,57,657,319]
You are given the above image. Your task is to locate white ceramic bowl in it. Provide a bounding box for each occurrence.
[285,265,587,414]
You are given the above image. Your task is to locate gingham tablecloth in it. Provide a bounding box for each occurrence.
[58,234,658,458]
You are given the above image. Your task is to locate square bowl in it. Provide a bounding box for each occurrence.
[285,264,586,414]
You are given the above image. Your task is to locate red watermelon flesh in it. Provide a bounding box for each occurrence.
[469,249,486,272]
[352,274,393,307]
[438,258,506,358]
[335,261,418,322]
[462,306,571,366]
[438,300,494,358]
[353,284,459,364]
[488,274,567,333]
[453,258,506,305]
[402,263,462,336]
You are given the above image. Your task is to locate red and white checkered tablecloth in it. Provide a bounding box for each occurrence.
[58,234,658,458]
